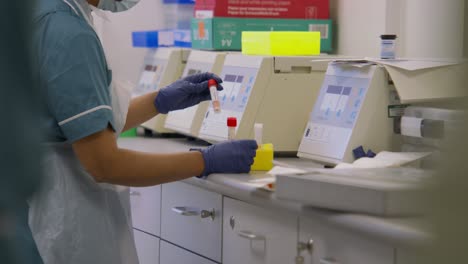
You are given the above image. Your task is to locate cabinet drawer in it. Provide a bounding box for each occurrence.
[134,229,160,264]
[130,185,161,236]
[299,217,394,264]
[160,241,218,264]
[223,197,298,264]
[161,182,222,262]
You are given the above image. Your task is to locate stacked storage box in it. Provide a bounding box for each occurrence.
[163,0,196,47]
[163,0,196,30]
[191,0,332,52]
[132,0,195,48]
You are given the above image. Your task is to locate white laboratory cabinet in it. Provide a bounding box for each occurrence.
[161,182,223,262]
[133,229,160,264]
[160,241,218,264]
[130,185,161,237]
[124,137,427,264]
[129,176,423,264]
[222,197,298,264]
[298,217,394,264]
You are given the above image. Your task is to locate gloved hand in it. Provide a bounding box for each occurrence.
[199,140,258,177]
[154,72,223,114]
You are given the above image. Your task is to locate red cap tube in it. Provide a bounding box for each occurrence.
[227,117,237,127]
[208,79,218,88]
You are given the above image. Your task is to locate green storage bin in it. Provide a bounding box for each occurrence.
[120,127,137,138]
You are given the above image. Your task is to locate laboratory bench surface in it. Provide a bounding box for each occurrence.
[118,137,433,249]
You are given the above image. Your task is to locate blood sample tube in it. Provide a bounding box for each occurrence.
[208,79,221,113]
[227,117,237,140]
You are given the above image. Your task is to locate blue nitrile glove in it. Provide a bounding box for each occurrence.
[199,140,258,177]
[154,72,223,114]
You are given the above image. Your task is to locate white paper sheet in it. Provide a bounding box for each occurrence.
[267,166,307,176]
[335,151,432,169]
[364,57,463,71]
[311,58,464,71]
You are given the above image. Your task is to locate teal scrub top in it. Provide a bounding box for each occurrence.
[33,0,115,143]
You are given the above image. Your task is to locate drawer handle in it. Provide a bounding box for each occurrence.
[320,258,340,264]
[296,239,314,264]
[237,230,265,241]
[200,209,215,221]
[297,239,314,253]
[129,191,141,196]
[171,206,199,216]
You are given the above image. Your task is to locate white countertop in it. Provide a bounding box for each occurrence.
[118,137,433,248]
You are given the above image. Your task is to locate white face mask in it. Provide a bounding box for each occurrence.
[89,5,111,22]
[97,0,140,12]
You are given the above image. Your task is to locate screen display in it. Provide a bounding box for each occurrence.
[199,66,259,140]
[309,75,370,130]
[299,64,376,161]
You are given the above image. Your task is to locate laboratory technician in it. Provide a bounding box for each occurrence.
[29,0,258,264]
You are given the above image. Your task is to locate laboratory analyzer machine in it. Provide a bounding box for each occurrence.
[137,47,191,134]
[197,54,331,153]
[297,63,393,164]
[297,60,468,165]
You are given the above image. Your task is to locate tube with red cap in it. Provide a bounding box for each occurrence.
[227,117,237,140]
[208,79,221,113]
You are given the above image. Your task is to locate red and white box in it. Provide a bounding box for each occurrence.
[194,0,329,19]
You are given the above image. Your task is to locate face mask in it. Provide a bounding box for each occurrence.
[89,5,111,22]
[97,0,140,12]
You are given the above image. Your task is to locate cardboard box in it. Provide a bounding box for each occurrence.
[194,0,329,19]
[191,17,333,52]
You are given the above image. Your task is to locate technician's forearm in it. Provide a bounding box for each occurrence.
[98,149,205,187]
[123,91,159,131]
[73,127,204,186]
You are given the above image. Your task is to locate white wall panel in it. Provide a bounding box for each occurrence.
[330,0,465,59]
[95,0,165,87]
[330,0,387,57]
[400,0,465,59]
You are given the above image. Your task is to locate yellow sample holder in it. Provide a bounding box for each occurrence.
[242,31,321,56]
[251,143,274,171]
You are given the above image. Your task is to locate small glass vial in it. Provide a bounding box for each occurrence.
[227,117,237,140]
[380,34,397,59]
[254,123,263,147]
[208,79,221,113]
